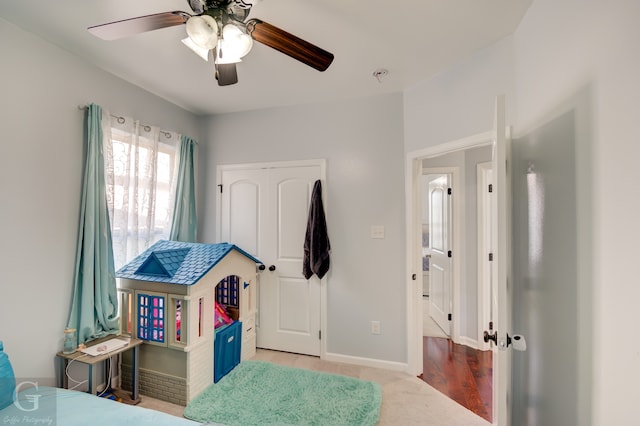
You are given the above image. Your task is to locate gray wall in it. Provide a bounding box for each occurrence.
[0,17,200,381]
[513,0,639,424]
[198,94,407,363]
[404,36,516,152]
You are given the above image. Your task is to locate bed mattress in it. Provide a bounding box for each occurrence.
[1,386,211,425]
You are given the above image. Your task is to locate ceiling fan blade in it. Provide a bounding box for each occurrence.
[246,19,334,72]
[216,63,239,86]
[88,11,190,41]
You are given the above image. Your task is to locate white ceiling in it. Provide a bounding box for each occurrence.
[0,0,532,116]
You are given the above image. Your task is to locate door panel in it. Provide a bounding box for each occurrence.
[276,178,313,259]
[278,278,311,332]
[220,170,263,256]
[428,175,452,336]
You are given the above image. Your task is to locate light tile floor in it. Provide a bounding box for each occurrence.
[138,348,490,425]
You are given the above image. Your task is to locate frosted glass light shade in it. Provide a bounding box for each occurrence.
[215,41,242,64]
[181,37,210,61]
[186,15,218,49]
[222,24,253,58]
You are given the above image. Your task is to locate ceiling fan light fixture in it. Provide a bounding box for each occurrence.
[222,24,253,59]
[186,15,218,49]
[215,39,243,65]
[89,1,335,86]
[181,37,210,61]
[232,0,262,9]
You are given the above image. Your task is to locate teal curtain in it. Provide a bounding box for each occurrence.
[169,135,198,242]
[67,104,119,344]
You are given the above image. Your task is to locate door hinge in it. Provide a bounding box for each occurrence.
[447,250,452,258]
[318,330,322,340]
[412,273,417,280]
[488,184,493,193]
[447,187,452,195]
[448,313,452,321]
[489,253,494,261]
[218,184,223,193]
[489,321,494,331]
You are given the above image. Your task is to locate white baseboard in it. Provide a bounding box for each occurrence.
[457,336,479,350]
[323,352,408,372]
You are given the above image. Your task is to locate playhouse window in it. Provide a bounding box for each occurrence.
[216,275,240,308]
[167,295,188,348]
[175,299,182,342]
[118,289,134,336]
[138,293,165,343]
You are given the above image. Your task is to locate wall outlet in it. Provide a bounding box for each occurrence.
[371,320,381,335]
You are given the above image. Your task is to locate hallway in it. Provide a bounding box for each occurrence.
[421,297,493,422]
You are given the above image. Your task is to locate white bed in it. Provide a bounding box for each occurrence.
[1,386,205,425]
[0,341,215,425]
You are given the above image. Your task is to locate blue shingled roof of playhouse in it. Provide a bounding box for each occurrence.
[116,240,261,285]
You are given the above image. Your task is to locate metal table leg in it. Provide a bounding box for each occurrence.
[131,345,139,401]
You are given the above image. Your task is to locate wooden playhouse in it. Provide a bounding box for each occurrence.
[115,240,260,405]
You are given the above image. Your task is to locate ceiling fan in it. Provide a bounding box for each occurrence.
[88,0,334,86]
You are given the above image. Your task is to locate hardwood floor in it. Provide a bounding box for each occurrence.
[418,336,493,422]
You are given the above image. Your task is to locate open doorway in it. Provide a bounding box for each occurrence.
[410,138,495,422]
[419,147,491,344]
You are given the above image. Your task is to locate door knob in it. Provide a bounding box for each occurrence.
[483,330,498,345]
[258,264,266,271]
[269,265,276,271]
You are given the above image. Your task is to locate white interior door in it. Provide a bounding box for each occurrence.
[490,94,510,424]
[219,162,324,356]
[428,174,452,336]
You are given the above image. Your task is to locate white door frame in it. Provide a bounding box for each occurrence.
[421,167,461,341]
[216,158,328,359]
[477,162,493,352]
[406,131,493,376]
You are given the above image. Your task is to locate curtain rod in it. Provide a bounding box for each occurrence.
[77,105,177,141]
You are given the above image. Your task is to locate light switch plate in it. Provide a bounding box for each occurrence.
[371,225,385,239]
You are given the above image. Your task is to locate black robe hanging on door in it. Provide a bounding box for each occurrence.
[303,180,330,279]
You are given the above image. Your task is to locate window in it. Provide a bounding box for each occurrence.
[137,293,165,343]
[216,275,240,308]
[175,299,182,342]
[104,122,180,270]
